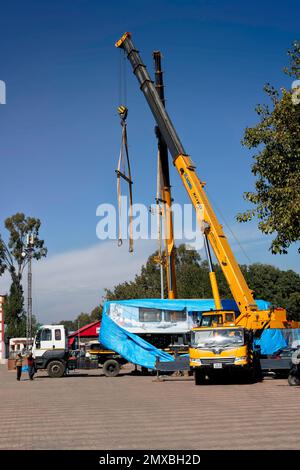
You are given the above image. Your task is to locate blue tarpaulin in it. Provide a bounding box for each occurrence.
[255,328,300,355]
[100,312,174,369]
[100,298,271,369]
[101,298,270,313]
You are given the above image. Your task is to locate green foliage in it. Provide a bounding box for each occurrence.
[90,306,102,322]
[105,244,232,301]
[0,213,47,280]
[105,253,165,300]
[0,213,47,338]
[59,305,102,331]
[284,41,300,78]
[240,263,300,319]
[237,41,300,254]
[105,244,300,321]
[4,280,26,339]
[58,320,77,332]
[285,292,300,321]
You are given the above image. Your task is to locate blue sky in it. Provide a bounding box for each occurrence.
[0,1,299,321]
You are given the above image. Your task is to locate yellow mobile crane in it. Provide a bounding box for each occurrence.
[115,32,297,383]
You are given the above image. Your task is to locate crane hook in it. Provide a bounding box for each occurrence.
[118,105,128,123]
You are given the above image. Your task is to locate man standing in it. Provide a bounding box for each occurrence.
[15,353,23,381]
[27,352,35,380]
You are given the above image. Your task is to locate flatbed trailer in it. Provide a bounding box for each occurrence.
[260,357,292,377]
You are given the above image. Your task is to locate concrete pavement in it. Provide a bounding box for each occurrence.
[0,365,299,450]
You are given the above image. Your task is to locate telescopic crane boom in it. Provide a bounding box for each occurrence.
[115,32,290,329]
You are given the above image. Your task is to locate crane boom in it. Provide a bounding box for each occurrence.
[116,32,257,318]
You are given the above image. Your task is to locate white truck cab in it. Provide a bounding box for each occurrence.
[32,325,67,357]
[32,325,69,377]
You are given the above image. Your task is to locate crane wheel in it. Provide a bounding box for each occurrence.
[194,369,206,385]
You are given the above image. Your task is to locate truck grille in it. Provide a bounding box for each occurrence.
[201,357,235,365]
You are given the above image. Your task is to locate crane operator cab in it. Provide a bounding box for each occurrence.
[200,310,236,327]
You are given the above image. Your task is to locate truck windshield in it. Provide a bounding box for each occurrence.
[201,315,222,327]
[191,329,244,347]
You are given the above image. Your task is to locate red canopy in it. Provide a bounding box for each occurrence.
[68,321,100,347]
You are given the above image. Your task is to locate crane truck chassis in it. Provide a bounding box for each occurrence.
[156,325,262,383]
[189,326,262,384]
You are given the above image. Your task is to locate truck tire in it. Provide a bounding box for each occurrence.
[194,369,205,385]
[288,373,300,386]
[103,359,120,377]
[253,360,263,382]
[246,360,263,384]
[47,360,65,378]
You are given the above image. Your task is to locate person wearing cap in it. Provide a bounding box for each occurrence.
[15,353,23,381]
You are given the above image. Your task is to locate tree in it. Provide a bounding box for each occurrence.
[0,213,47,281]
[105,252,165,300]
[59,306,102,332]
[105,244,232,301]
[286,292,300,321]
[237,41,300,254]
[4,281,26,338]
[0,213,47,338]
[90,306,102,322]
[59,320,76,332]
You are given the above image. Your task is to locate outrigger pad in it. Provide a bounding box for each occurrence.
[155,355,190,372]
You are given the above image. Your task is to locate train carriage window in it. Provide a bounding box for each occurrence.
[164,310,186,322]
[139,308,162,322]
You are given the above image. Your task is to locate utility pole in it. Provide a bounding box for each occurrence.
[25,234,35,350]
[77,320,80,351]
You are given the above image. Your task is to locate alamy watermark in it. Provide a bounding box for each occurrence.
[292,80,300,105]
[96,197,205,250]
[0,80,6,104]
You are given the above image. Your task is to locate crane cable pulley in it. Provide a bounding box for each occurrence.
[115,105,133,252]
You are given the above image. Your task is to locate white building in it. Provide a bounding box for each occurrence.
[9,338,32,358]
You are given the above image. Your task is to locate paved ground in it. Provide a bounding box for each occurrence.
[0,364,299,450]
